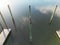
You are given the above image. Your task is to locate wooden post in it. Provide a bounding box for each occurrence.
[8,5,17,31]
[0,22,3,30]
[49,5,57,24]
[29,5,32,42]
[0,12,8,29]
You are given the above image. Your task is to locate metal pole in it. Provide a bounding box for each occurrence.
[49,5,58,24]
[0,12,8,29]
[8,5,17,31]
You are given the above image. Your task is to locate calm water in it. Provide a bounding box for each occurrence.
[0,0,60,45]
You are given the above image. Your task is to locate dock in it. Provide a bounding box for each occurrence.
[56,30,60,38]
[0,29,11,45]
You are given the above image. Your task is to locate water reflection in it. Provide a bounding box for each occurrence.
[3,5,60,45]
[32,6,60,45]
[0,0,60,45]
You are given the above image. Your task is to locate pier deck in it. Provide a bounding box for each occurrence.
[0,29,11,45]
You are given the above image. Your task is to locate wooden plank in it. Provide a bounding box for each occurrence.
[0,29,11,45]
[56,30,60,38]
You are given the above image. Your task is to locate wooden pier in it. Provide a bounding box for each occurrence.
[0,29,11,45]
[56,30,60,38]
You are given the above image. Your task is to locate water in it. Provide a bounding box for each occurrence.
[0,0,60,45]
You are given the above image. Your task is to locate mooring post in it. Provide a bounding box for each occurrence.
[0,22,3,30]
[0,12,8,29]
[29,5,32,42]
[49,5,58,24]
[8,5,17,31]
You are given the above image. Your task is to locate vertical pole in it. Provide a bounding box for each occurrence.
[49,5,57,24]
[0,22,3,30]
[29,5,32,42]
[0,12,8,29]
[0,21,6,37]
[8,5,17,31]
[0,12,7,37]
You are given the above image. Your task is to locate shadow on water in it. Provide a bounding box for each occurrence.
[3,6,60,45]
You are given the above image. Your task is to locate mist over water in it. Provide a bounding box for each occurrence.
[0,0,60,45]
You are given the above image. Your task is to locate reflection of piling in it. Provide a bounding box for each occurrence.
[8,5,17,31]
[29,5,32,42]
[0,12,8,29]
[49,5,58,24]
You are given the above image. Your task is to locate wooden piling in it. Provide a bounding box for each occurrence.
[49,5,58,24]
[8,5,17,31]
[0,12,8,29]
[29,5,32,42]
